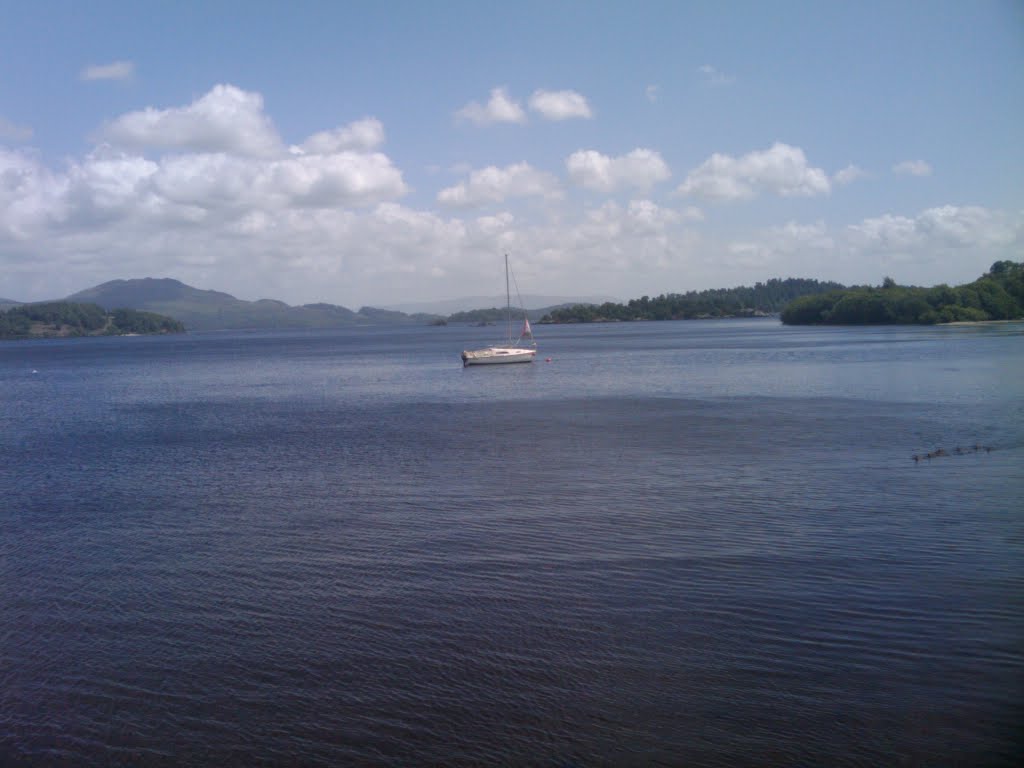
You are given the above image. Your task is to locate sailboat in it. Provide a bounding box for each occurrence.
[461,255,537,366]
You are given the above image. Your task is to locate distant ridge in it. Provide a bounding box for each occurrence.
[64,278,439,332]
[382,294,618,315]
[68,278,235,308]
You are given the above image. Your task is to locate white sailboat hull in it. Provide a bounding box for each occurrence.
[461,346,536,366]
[461,254,537,367]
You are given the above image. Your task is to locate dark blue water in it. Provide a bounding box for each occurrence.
[2,319,1022,766]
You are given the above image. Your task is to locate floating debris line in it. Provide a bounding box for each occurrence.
[913,444,994,463]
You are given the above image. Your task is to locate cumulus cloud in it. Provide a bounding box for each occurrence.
[4,80,1021,307]
[0,86,409,264]
[80,61,135,81]
[624,199,682,232]
[677,142,830,200]
[567,148,671,192]
[847,213,921,250]
[0,147,66,240]
[720,206,1023,280]
[726,221,834,269]
[437,163,561,207]
[849,205,1017,251]
[834,164,866,185]
[893,159,932,177]
[455,87,527,125]
[698,64,735,85]
[547,198,702,275]
[528,89,593,120]
[101,84,283,157]
[0,116,33,142]
[645,85,660,103]
[296,118,385,154]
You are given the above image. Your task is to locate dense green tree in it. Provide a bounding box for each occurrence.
[780,262,1024,325]
[541,278,844,323]
[1,302,184,340]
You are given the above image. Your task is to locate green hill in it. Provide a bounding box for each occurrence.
[780,261,1024,325]
[1,301,184,339]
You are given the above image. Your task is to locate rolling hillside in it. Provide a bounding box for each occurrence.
[65,278,440,331]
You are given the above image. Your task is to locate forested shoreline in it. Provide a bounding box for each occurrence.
[539,278,844,323]
[537,263,1023,326]
[780,261,1023,325]
[0,301,185,339]
[5,262,1021,336]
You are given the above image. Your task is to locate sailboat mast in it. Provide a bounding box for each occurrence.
[505,253,511,344]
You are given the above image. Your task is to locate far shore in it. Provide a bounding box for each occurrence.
[945,319,1022,326]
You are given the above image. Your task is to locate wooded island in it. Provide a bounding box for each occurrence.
[780,261,1023,325]
[0,302,185,340]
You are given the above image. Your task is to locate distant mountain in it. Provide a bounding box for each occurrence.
[382,294,618,315]
[356,306,441,324]
[0,297,21,305]
[65,278,441,332]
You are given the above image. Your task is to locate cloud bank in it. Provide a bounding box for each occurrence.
[1,84,1018,306]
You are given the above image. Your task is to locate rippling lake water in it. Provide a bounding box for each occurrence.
[2,319,1022,766]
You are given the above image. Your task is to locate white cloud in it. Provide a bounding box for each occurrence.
[834,164,866,185]
[848,213,921,250]
[916,205,1015,246]
[624,199,682,233]
[719,207,1023,281]
[4,81,1020,308]
[143,149,406,212]
[528,89,593,120]
[0,116,33,142]
[677,142,830,200]
[0,87,409,263]
[0,147,67,241]
[850,205,1017,251]
[474,212,516,236]
[567,148,670,192]
[455,87,527,125]
[893,160,932,177]
[437,163,561,207]
[698,64,735,85]
[80,61,135,81]
[546,199,701,275]
[725,221,833,269]
[101,84,283,157]
[296,118,385,154]
[645,85,660,103]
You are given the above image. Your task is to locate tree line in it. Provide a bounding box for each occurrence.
[780,261,1024,325]
[0,302,185,339]
[539,278,845,323]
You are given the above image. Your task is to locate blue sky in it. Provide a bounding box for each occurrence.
[1,0,1022,307]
